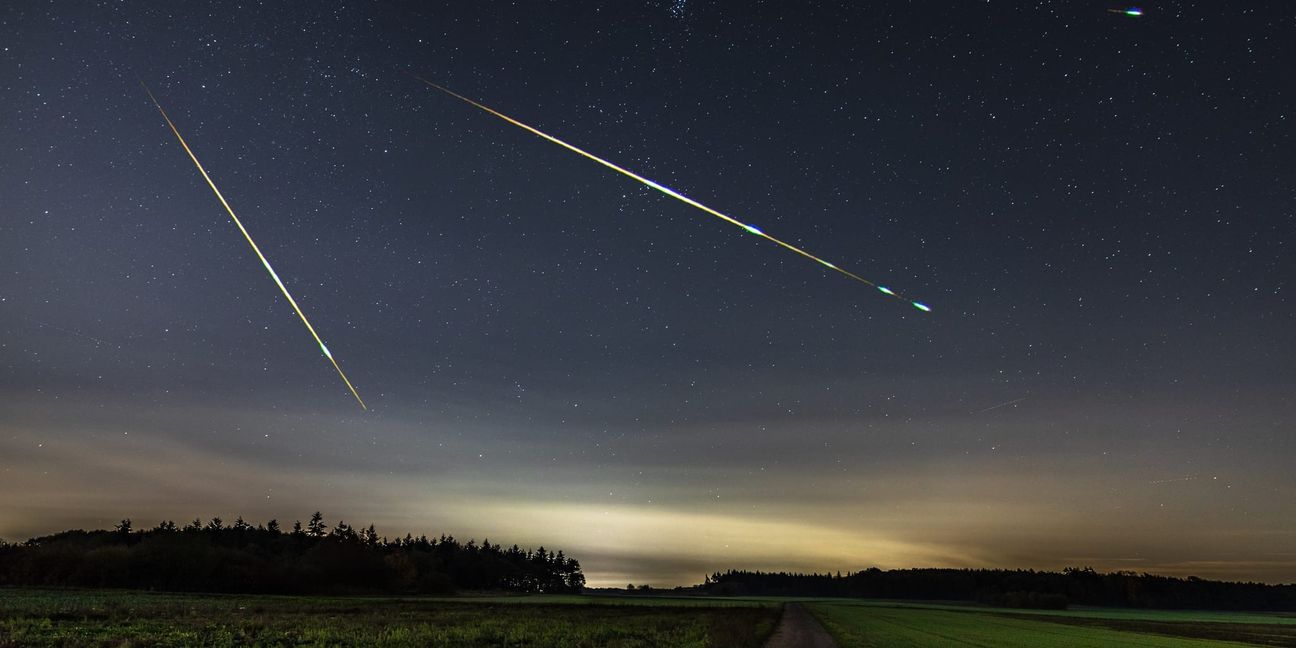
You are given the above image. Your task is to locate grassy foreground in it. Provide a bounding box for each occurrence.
[829,599,1296,625]
[7,588,1296,647]
[807,601,1296,647]
[0,589,778,647]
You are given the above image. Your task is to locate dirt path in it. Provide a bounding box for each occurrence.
[764,603,838,648]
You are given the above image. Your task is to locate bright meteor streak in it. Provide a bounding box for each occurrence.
[141,83,367,410]
[410,76,931,313]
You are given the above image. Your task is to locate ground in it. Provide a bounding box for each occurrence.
[764,603,837,648]
[3,588,1296,647]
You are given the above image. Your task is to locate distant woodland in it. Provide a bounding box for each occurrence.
[695,568,1296,611]
[0,514,584,595]
[8,517,1295,611]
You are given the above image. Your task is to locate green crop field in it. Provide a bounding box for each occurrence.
[0,588,778,647]
[7,588,1296,647]
[832,599,1296,626]
[807,601,1296,647]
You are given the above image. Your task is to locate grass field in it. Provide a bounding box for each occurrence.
[834,599,1296,626]
[6,588,1296,647]
[807,601,1296,647]
[0,589,778,647]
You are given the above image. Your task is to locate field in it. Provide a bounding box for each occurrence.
[806,600,1296,647]
[0,589,778,647]
[829,599,1296,625]
[5,589,1296,647]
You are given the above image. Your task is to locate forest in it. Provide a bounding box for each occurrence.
[0,514,584,595]
[9,515,1295,612]
[698,568,1296,610]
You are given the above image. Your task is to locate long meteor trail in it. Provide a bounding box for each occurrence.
[141,83,367,410]
[411,76,930,313]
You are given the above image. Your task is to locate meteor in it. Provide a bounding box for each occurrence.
[410,76,931,313]
[141,83,367,410]
[26,317,122,349]
[1148,476,1197,485]
[974,397,1027,414]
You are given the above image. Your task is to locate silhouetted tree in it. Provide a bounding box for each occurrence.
[695,568,1296,611]
[0,513,585,596]
[307,512,326,538]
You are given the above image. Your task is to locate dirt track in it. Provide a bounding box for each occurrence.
[764,603,838,648]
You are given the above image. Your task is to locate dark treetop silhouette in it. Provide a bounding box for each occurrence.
[696,568,1296,611]
[0,514,584,595]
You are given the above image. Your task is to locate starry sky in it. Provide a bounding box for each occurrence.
[2,2,1293,587]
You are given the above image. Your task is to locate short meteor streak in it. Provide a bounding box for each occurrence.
[1149,475,1197,485]
[26,317,122,349]
[410,76,931,313]
[974,397,1028,414]
[141,83,367,410]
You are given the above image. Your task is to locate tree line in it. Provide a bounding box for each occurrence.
[698,567,1296,610]
[0,514,584,595]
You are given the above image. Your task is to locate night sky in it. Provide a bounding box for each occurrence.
[2,2,1294,587]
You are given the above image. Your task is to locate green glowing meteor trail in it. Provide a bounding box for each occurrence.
[141,83,367,410]
[411,76,931,314]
